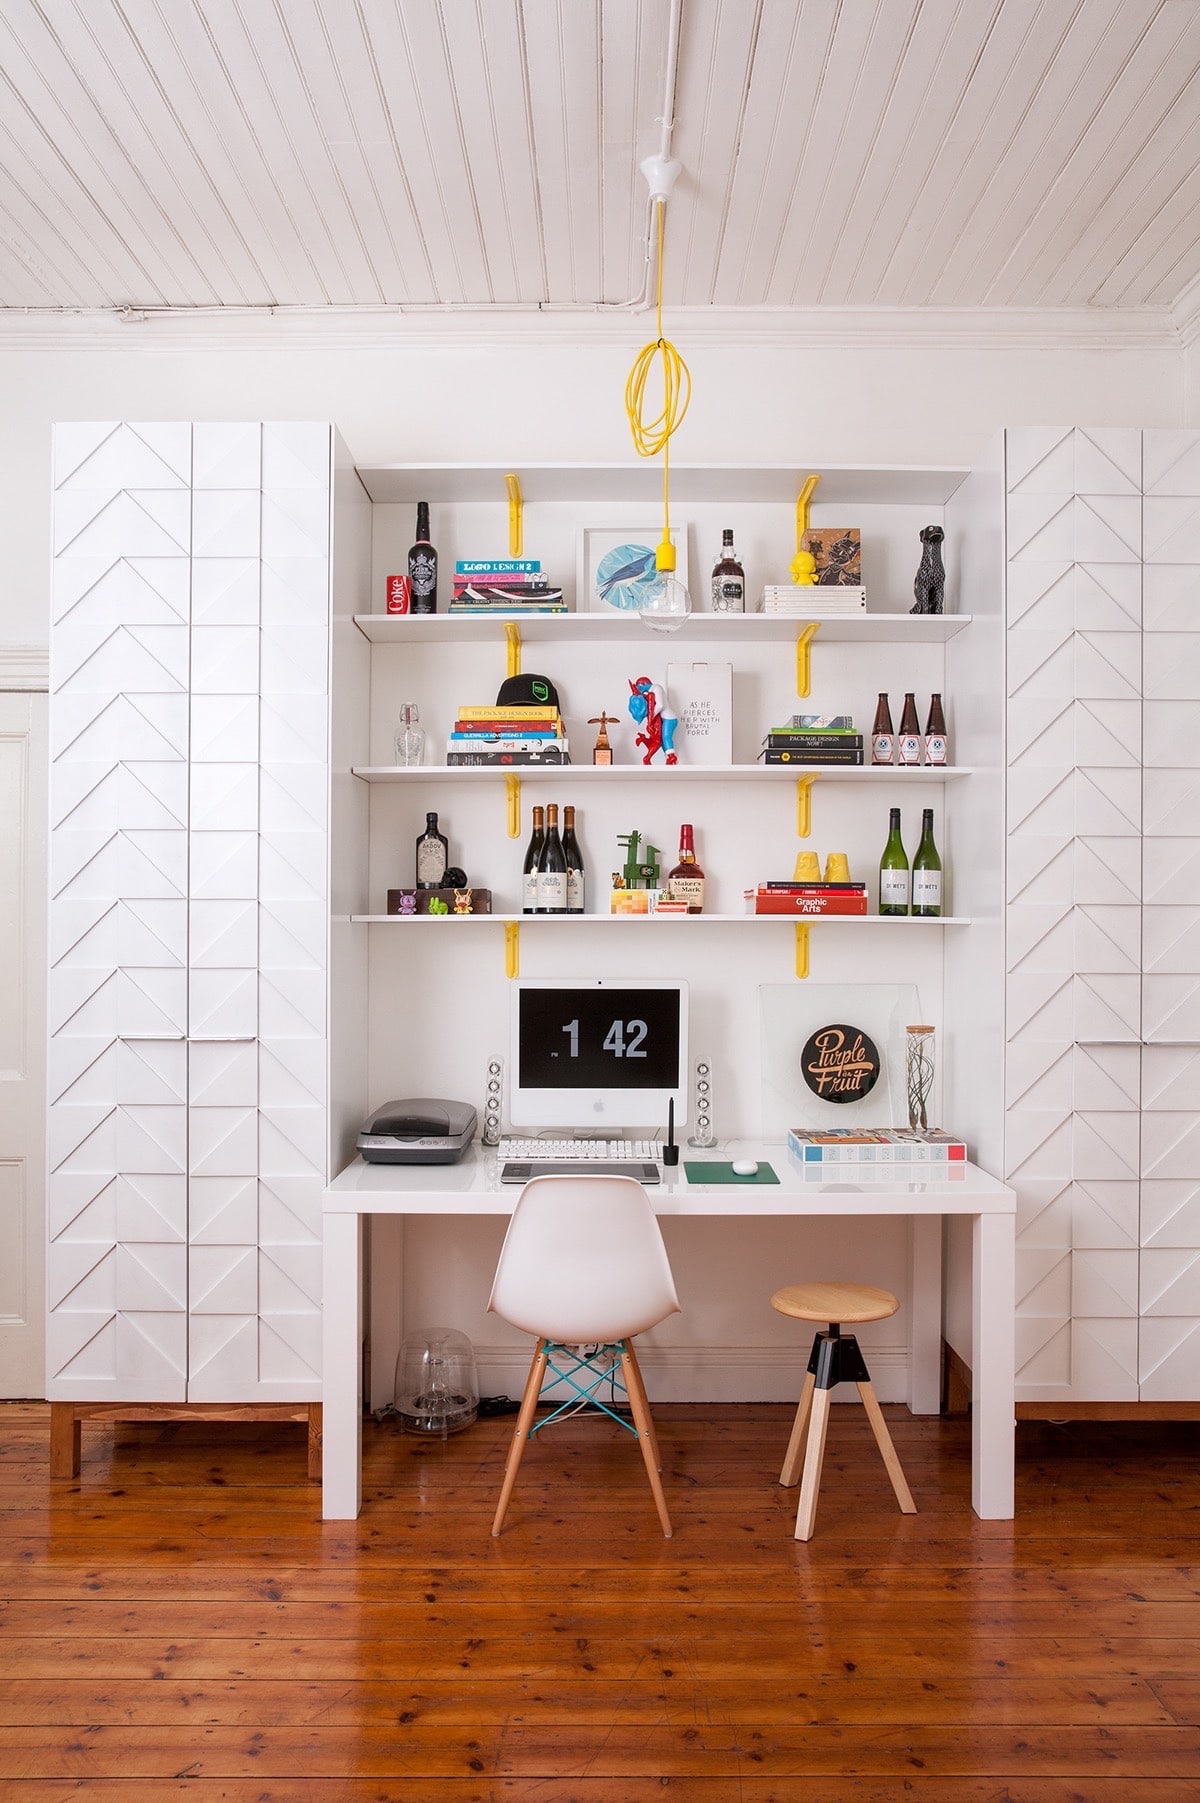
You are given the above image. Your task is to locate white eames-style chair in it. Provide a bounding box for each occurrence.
[487,1173,681,1537]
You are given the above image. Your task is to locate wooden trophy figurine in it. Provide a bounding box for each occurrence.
[589,710,618,766]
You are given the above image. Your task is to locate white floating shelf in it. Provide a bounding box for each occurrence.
[354,611,972,646]
[355,461,969,508]
[353,763,974,782]
[349,912,971,925]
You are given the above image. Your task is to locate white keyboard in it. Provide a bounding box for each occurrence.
[497,1136,660,1161]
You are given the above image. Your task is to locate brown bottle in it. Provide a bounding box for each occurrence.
[667,824,705,913]
[924,693,948,766]
[898,692,922,766]
[871,693,895,765]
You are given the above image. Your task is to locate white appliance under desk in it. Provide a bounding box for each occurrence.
[322,1141,1016,1522]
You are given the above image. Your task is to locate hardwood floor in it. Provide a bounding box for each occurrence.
[0,1398,1198,1799]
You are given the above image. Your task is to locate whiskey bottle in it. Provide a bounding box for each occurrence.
[911,808,943,917]
[408,502,438,615]
[871,693,895,765]
[924,693,948,766]
[562,804,585,914]
[667,824,705,912]
[535,802,567,914]
[522,805,545,915]
[415,810,448,889]
[878,807,909,915]
[898,692,923,767]
[711,529,745,613]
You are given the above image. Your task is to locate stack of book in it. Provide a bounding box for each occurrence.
[446,703,571,765]
[787,1126,968,1163]
[761,716,863,765]
[753,881,868,916]
[759,584,866,615]
[449,559,565,614]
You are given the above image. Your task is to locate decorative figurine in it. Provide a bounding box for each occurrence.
[453,889,473,914]
[616,829,661,889]
[627,675,678,766]
[911,525,946,615]
[588,710,619,766]
[398,891,417,916]
[427,896,450,915]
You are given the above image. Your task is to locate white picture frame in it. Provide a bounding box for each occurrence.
[576,524,689,614]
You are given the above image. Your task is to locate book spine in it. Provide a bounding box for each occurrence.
[761,749,864,765]
[755,896,868,914]
[454,706,561,721]
[455,717,561,733]
[763,734,863,749]
[787,1137,964,1162]
[450,729,561,743]
[762,881,866,893]
[446,750,572,766]
[454,559,542,573]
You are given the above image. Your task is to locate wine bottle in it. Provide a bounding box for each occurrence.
[711,529,745,613]
[415,810,448,889]
[898,692,922,766]
[911,808,942,917]
[522,805,545,915]
[871,692,895,765]
[878,807,909,915]
[667,823,705,913]
[535,802,567,914]
[562,804,585,914]
[924,692,948,766]
[408,501,438,615]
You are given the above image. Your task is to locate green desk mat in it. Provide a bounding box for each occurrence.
[683,1159,779,1186]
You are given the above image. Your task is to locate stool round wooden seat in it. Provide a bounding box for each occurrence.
[771,1280,917,1542]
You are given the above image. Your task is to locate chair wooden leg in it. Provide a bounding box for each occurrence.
[620,1346,672,1538]
[779,1371,815,1488]
[857,1380,917,1515]
[491,1342,548,1537]
[794,1385,832,1542]
[622,1341,662,1471]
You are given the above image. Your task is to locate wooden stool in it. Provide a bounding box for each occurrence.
[771,1280,917,1541]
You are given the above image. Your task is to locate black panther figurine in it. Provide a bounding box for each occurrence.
[911,525,946,615]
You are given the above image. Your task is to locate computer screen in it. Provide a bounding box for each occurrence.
[509,978,689,1131]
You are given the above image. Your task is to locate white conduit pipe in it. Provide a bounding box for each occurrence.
[623,0,685,310]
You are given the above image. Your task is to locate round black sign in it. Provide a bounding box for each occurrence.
[801,1023,880,1103]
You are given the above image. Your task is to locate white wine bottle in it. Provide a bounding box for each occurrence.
[911,808,942,917]
[878,807,909,916]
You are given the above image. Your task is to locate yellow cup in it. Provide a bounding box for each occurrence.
[824,851,851,883]
[793,850,822,882]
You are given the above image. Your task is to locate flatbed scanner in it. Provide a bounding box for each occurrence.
[357,1097,477,1164]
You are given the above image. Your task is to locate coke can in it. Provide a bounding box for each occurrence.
[386,574,411,615]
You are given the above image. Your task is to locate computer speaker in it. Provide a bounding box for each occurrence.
[687,1055,714,1148]
[482,1055,504,1145]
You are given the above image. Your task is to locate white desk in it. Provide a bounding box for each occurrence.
[322,1141,1016,1522]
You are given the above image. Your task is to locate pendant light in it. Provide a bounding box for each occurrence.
[626,156,692,633]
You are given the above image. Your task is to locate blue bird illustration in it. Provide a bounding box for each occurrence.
[596,543,657,608]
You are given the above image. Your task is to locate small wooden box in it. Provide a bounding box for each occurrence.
[387,887,493,915]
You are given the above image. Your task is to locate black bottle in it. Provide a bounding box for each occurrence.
[522,805,545,915]
[415,811,448,888]
[535,803,567,914]
[408,502,438,615]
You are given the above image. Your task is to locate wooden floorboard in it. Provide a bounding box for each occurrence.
[1,1400,1199,1798]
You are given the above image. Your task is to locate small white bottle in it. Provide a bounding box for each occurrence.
[394,703,425,767]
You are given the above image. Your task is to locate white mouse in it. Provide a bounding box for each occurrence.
[731,1158,758,1177]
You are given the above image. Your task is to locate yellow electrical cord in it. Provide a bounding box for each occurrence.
[624,199,691,569]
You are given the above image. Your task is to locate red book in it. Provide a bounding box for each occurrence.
[754,892,868,915]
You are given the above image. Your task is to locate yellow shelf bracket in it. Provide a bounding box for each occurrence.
[505,921,520,979]
[794,922,810,980]
[795,622,820,697]
[790,474,821,585]
[505,773,521,839]
[795,774,816,839]
[504,621,522,680]
[505,472,523,557]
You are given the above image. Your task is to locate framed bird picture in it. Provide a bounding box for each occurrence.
[577,525,689,613]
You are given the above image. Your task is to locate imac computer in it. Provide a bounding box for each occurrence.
[509,978,688,1133]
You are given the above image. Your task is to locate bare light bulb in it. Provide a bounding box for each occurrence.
[638,537,692,633]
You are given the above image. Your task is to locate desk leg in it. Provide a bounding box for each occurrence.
[322,1212,364,1520]
[972,1211,1015,1520]
[908,1215,943,1415]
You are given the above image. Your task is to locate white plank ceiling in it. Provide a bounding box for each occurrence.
[1,0,1199,320]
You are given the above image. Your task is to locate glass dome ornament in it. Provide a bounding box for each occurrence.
[393,1328,478,1437]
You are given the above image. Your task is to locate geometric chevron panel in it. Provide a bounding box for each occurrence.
[50,422,332,1405]
[1006,426,1142,1403]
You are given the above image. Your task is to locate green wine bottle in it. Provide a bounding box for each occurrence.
[878,807,910,916]
[911,807,942,917]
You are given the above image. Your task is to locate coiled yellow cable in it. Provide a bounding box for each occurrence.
[625,200,691,558]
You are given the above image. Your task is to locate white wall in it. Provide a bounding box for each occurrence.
[0,314,1185,649]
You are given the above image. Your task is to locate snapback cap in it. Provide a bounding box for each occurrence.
[495,673,560,709]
